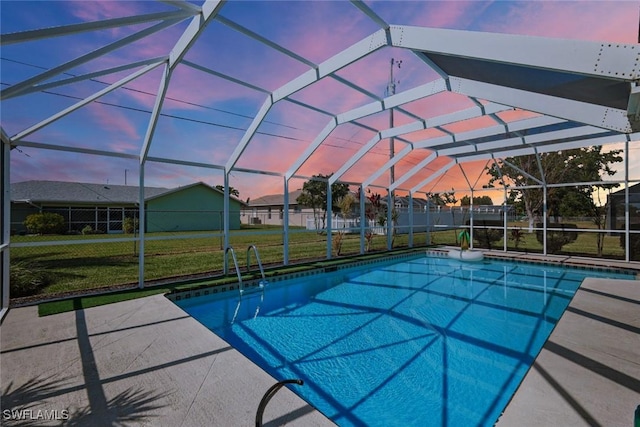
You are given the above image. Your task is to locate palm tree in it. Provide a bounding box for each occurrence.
[215,185,239,197]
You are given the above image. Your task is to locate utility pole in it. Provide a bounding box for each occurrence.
[386,58,401,206]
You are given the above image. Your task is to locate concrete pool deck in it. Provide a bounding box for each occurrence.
[1,255,639,426]
[0,295,335,426]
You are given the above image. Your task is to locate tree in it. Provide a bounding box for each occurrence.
[360,190,384,251]
[215,185,239,197]
[426,190,458,242]
[460,195,493,205]
[426,190,456,206]
[297,174,350,232]
[486,147,622,231]
[333,193,356,256]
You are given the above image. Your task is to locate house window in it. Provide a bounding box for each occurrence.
[279,208,283,219]
[268,207,272,219]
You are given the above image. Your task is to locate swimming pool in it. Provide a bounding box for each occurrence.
[174,255,634,426]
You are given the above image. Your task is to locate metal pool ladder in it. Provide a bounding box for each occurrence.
[245,245,268,295]
[225,247,243,291]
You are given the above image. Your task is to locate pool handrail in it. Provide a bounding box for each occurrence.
[247,245,266,284]
[225,246,243,293]
[255,379,304,427]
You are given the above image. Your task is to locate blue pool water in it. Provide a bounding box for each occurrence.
[174,256,634,426]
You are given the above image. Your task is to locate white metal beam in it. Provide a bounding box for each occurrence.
[389,152,438,192]
[362,143,413,188]
[215,14,316,68]
[159,0,203,14]
[285,119,337,179]
[360,102,513,188]
[1,127,9,314]
[410,159,456,193]
[390,25,640,80]
[1,18,183,101]
[226,29,390,171]
[449,76,634,133]
[0,10,194,45]
[182,60,269,94]
[437,125,612,158]
[330,133,381,184]
[350,0,389,30]
[141,0,224,163]
[169,0,225,69]
[140,64,172,163]
[15,56,168,99]
[225,97,273,171]
[15,140,140,160]
[12,61,165,142]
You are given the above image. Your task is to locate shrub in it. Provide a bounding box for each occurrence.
[23,212,66,234]
[467,220,503,249]
[536,223,578,254]
[123,216,139,234]
[10,261,51,297]
[82,225,93,235]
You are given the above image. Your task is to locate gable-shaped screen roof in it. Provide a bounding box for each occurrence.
[2,1,639,200]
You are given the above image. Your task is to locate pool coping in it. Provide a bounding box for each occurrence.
[166,247,640,303]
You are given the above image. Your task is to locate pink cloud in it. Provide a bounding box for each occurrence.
[479,2,637,43]
[85,102,140,143]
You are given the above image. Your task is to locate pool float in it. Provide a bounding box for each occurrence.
[447,249,484,262]
[448,230,484,261]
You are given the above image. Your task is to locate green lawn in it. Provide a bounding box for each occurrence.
[10,222,626,298]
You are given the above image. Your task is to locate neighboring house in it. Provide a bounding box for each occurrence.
[243,189,313,227]
[393,196,430,211]
[10,180,244,234]
[607,183,640,230]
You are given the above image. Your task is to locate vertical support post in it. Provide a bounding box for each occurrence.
[625,137,630,262]
[503,186,509,252]
[469,189,474,249]
[426,199,431,245]
[543,185,548,255]
[326,181,332,259]
[360,185,365,254]
[1,138,10,317]
[387,191,392,250]
[408,192,414,248]
[223,170,230,275]
[137,162,146,289]
[283,178,289,265]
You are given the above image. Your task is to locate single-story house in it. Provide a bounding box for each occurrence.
[10,180,245,234]
[243,189,313,227]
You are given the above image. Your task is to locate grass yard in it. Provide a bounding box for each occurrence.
[10,222,626,299]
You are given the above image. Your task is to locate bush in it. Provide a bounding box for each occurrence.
[23,212,66,234]
[82,225,93,235]
[123,216,139,234]
[10,261,51,297]
[536,223,578,254]
[467,220,503,249]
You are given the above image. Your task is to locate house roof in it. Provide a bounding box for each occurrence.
[249,189,304,207]
[145,181,246,205]
[11,180,169,205]
[11,180,248,206]
[610,182,640,195]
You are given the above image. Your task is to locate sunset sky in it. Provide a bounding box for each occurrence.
[2,1,639,202]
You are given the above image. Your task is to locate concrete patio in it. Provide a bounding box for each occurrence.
[0,294,334,426]
[1,267,638,426]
